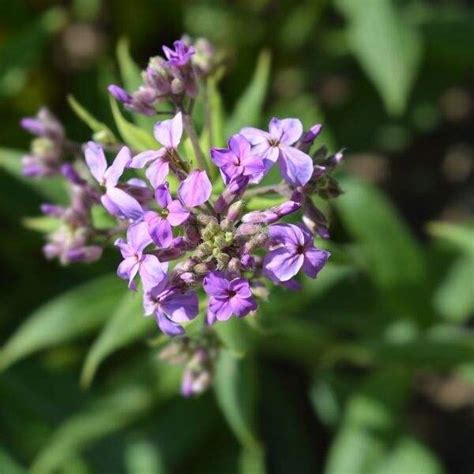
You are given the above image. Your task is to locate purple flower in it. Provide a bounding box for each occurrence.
[20,107,64,141]
[178,169,212,208]
[214,175,249,214]
[84,142,143,221]
[163,40,195,67]
[145,183,190,247]
[299,123,322,153]
[144,279,199,336]
[115,221,168,290]
[130,113,182,187]
[263,223,330,282]
[240,118,314,186]
[108,85,157,116]
[203,271,257,325]
[210,134,265,184]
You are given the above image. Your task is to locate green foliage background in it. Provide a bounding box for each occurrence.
[0,1,473,473]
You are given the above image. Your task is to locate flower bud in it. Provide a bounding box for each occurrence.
[226,200,244,222]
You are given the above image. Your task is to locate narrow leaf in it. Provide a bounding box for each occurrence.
[68,94,117,140]
[109,97,157,151]
[335,0,422,116]
[214,350,262,451]
[0,274,123,371]
[225,50,271,136]
[81,291,152,387]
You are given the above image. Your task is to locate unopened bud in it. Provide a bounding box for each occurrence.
[226,200,244,222]
[32,137,56,158]
[201,221,221,240]
[92,129,116,146]
[193,262,211,275]
[195,241,213,258]
[213,234,228,250]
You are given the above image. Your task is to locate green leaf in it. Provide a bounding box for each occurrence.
[31,384,154,474]
[434,255,474,323]
[334,176,430,324]
[91,204,117,230]
[22,216,60,233]
[214,318,258,357]
[80,291,152,387]
[225,50,271,136]
[324,369,410,474]
[125,437,168,474]
[0,274,123,371]
[67,94,117,140]
[0,148,68,203]
[335,0,422,116]
[109,96,158,151]
[375,437,444,474]
[428,221,474,255]
[0,447,28,474]
[240,446,265,474]
[214,350,262,452]
[116,38,156,131]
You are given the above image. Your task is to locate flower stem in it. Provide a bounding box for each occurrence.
[181,107,209,173]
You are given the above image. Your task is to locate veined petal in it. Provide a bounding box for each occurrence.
[146,158,170,188]
[268,223,305,247]
[155,183,172,208]
[303,248,330,278]
[140,255,168,291]
[240,127,270,145]
[210,147,234,167]
[167,199,190,226]
[178,170,212,208]
[104,146,131,187]
[153,112,182,148]
[278,145,313,186]
[117,257,139,289]
[230,295,257,317]
[129,149,162,168]
[229,278,252,298]
[146,212,173,248]
[269,117,303,145]
[263,247,304,282]
[156,311,184,336]
[84,141,107,184]
[203,271,229,297]
[127,221,152,253]
[161,290,199,323]
[103,187,143,221]
[208,297,233,321]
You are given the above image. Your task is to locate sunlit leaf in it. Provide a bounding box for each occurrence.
[116,38,156,131]
[67,94,117,141]
[22,215,60,233]
[0,274,123,371]
[335,0,422,116]
[225,50,271,136]
[125,437,168,474]
[214,350,262,452]
[428,221,474,255]
[109,97,157,151]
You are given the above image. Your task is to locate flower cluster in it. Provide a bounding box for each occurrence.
[109,37,219,116]
[20,36,344,396]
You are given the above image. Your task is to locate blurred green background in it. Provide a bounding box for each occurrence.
[0,0,473,473]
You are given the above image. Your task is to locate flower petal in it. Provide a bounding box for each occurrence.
[156,311,184,336]
[127,221,152,253]
[302,248,330,278]
[145,212,173,248]
[278,145,313,186]
[178,170,212,208]
[263,247,304,282]
[104,146,131,187]
[84,141,107,184]
[269,117,303,145]
[167,199,190,226]
[153,112,182,148]
[140,254,168,291]
[230,296,257,317]
[268,223,305,247]
[203,271,229,297]
[208,297,233,321]
[103,187,143,221]
[161,290,199,323]
[229,278,252,298]
[239,127,270,145]
[117,257,140,289]
[154,183,172,208]
[146,158,170,188]
[129,150,162,168]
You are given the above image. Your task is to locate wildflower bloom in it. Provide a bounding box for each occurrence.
[163,40,195,67]
[145,183,190,247]
[178,169,212,208]
[84,142,143,221]
[130,113,183,187]
[203,271,257,325]
[241,118,314,186]
[263,223,330,282]
[210,134,265,184]
[115,221,167,290]
[144,278,199,336]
